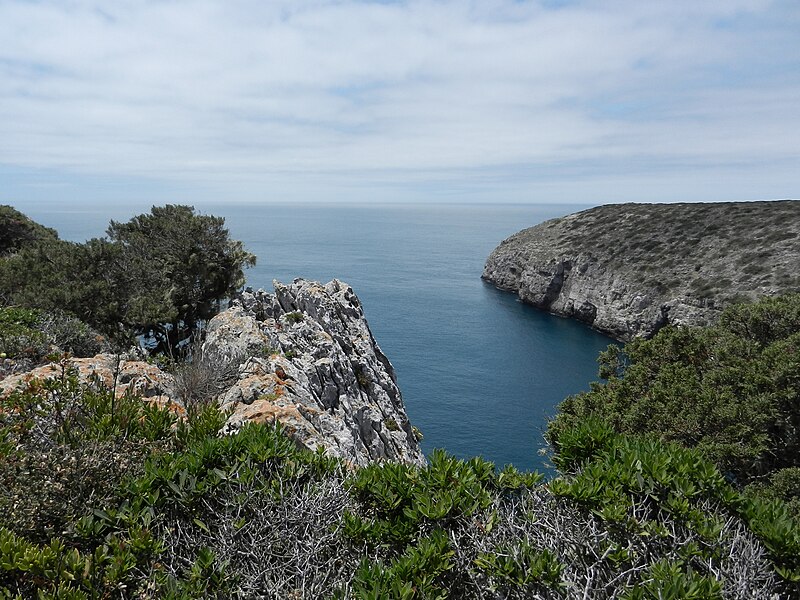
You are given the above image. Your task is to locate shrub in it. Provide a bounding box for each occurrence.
[0,365,176,544]
[549,294,800,506]
[284,311,305,325]
[0,205,57,258]
[0,360,794,598]
[0,205,255,354]
[549,419,800,594]
[171,339,245,411]
[0,307,105,365]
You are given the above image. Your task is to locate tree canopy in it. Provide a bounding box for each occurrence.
[106,205,256,350]
[0,205,255,353]
[0,205,57,257]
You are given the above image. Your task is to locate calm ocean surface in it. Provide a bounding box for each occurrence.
[15,201,614,471]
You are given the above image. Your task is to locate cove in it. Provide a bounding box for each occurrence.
[15,200,615,471]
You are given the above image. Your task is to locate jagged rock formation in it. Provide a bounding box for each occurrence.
[483,200,800,340]
[205,278,425,467]
[0,279,425,467]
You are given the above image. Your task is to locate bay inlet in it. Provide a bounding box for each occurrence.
[17,201,614,471]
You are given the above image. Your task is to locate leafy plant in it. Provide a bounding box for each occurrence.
[0,205,256,355]
[350,530,454,600]
[549,294,800,510]
[284,311,305,325]
[549,418,800,593]
[475,543,565,595]
[622,559,723,600]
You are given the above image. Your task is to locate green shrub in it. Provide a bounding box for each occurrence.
[621,559,723,600]
[0,367,177,543]
[285,311,305,324]
[549,419,800,592]
[746,468,800,517]
[549,294,800,506]
[344,449,542,546]
[0,307,49,360]
[350,530,455,599]
[0,346,794,598]
[475,544,565,595]
[0,307,104,361]
[0,205,57,258]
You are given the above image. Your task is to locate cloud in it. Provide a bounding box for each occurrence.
[0,0,798,203]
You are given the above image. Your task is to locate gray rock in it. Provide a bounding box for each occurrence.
[483,201,800,341]
[206,279,425,466]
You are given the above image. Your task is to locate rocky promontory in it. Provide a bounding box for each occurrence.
[209,278,425,466]
[483,200,800,340]
[0,279,425,467]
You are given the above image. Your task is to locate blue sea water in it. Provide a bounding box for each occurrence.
[13,201,614,471]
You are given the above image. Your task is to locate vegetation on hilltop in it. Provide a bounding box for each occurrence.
[528,201,800,301]
[0,206,58,257]
[0,205,255,356]
[483,201,800,343]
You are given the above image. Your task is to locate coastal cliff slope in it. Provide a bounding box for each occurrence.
[208,278,425,466]
[0,278,425,467]
[482,200,800,340]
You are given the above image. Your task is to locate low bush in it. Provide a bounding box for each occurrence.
[171,339,245,411]
[0,307,105,364]
[0,362,796,598]
[550,418,798,596]
[0,307,49,360]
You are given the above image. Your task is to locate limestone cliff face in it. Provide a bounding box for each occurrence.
[0,279,425,467]
[483,201,800,341]
[205,279,425,467]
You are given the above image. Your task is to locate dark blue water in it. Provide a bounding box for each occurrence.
[11,201,614,471]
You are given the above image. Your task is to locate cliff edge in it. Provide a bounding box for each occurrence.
[0,279,425,467]
[482,200,800,340]
[208,278,425,466]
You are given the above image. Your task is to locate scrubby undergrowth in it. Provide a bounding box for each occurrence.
[1,364,797,599]
[549,294,800,518]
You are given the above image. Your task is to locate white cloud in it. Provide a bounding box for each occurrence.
[0,0,798,203]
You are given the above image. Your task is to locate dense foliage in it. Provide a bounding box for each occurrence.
[0,363,796,598]
[548,294,800,514]
[0,306,106,367]
[0,206,57,258]
[105,205,256,351]
[0,205,255,354]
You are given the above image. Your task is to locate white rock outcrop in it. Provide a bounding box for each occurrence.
[205,279,425,466]
[0,279,425,467]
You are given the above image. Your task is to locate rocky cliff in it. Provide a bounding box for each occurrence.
[483,200,800,340]
[0,279,425,467]
[208,278,425,466]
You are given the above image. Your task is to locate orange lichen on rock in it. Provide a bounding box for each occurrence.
[0,354,179,408]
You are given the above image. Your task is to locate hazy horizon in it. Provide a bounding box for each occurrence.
[2,1,798,207]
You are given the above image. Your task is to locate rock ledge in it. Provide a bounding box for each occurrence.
[208,278,425,466]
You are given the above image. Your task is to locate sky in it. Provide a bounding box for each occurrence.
[1,0,799,206]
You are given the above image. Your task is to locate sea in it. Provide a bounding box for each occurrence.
[13,201,615,472]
